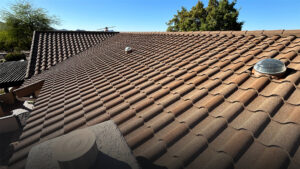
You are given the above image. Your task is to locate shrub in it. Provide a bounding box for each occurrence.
[4,52,26,61]
[0,30,18,52]
[0,88,4,94]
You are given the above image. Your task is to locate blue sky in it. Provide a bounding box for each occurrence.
[0,0,299,32]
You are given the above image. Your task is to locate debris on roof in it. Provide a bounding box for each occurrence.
[9,30,300,169]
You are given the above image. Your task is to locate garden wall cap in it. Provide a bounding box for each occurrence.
[52,129,98,169]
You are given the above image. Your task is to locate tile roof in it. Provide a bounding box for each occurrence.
[9,30,300,169]
[26,30,118,78]
[0,61,27,88]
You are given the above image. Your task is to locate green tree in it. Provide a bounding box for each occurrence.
[0,0,59,51]
[0,21,7,30]
[167,7,188,32]
[166,0,243,32]
[167,1,206,32]
[0,30,17,51]
[190,1,207,31]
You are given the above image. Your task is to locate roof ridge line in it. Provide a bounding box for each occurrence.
[120,29,300,37]
[34,30,120,34]
[25,30,38,79]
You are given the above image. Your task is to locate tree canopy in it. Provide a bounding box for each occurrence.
[0,0,59,52]
[167,0,243,32]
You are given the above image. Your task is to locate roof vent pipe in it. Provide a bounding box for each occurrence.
[253,58,286,78]
[125,47,132,54]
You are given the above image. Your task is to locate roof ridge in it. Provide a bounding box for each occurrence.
[35,30,119,34]
[25,31,37,79]
[121,29,300,37]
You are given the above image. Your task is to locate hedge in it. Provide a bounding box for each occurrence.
[4,52,26,61]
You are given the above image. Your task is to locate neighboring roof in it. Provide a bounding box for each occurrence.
[26,30,118,78]
[0,61,27,88]
[0,53,5,59]
[9,30,300,169]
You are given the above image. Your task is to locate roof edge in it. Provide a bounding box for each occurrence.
[25,30,37,79]
[120,29,300,37]
[34,30,120,34]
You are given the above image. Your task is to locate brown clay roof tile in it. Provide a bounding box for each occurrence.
[0,61,27,87]
[26,31,117,78]
[8,30,300,169]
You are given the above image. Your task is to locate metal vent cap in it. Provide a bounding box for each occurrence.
[254,58,286,75]
[125,47,132,53]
